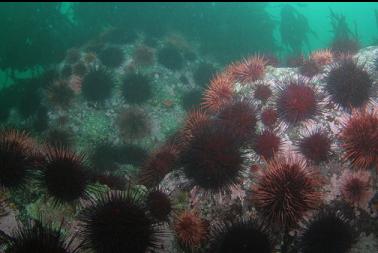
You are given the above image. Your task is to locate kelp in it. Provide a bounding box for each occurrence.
[280,4,315,55]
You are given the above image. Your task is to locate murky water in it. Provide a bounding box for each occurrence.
[0,3,377,253]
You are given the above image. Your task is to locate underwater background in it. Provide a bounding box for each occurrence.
[0,2,378,253]
[1,2,378,87]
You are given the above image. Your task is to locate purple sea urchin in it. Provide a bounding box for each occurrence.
[146,189,172,222]
[39,146,91,205]
[79,190,163,253]
[98,46,124,68]
[82,66,114,102]
[326,58,372,110]
[121,72,152,105]
[210,219,273,253]
[117,107,151,141]
[3,220,80,253]
[299,211,356,253]
[180,123,245,192]
[0,129,37,189]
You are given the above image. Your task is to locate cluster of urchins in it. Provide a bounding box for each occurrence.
[0,48,377,253]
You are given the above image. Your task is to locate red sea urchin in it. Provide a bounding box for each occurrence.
[310,49,333,66]
[252,155,322,229]
[260,108,278,128]
[299,59,322,78]
[253,130,282,161]
[138,144,178,188]
[339,170,372,207]
[296,129,332,164]
[133,44,154,67]
[276,76,321,125]
[180,109,210,147]
[202,73,234,113]
[217,99,257,145]
[254,83,272,102]
[339,109,378,170]
[227,55,267,84]
[180,123,245,192]
[146,189,173,222]
[117,107,151,141]
[47,80,74,109]
[174,211,208,251]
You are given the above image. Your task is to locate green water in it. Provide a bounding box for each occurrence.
[270,2,378,51]
[1,2,378,89]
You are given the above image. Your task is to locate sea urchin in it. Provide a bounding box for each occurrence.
[227,55,267,84]
[0,129,37,189]
[299,211,356,253]
[252,155,322,229]
[79,190,162,253]
[276,76,321,125]
[296,129,332,164]
[39,146,91,205]
[253,130,282,161]
[217,99,257,145]
[81,67,114,103]
[138,144,178,188]
[174,211,208,251]
[117,107,151,142]
[146,189,172,222]
[339,109,378,169]
[210,219,273,253]
[3,220,79,253]
[339,170,372,207]
[202,73,234,113]
[254,83,272,102]
[260,108,278,128]
[326,58,372,110]
[121,72,152,105]
[180,123,245,192]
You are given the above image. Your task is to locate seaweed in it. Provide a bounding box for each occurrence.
[329,9,360,55]
[280,4,314,55]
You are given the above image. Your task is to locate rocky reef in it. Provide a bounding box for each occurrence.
[0,29,377,252]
